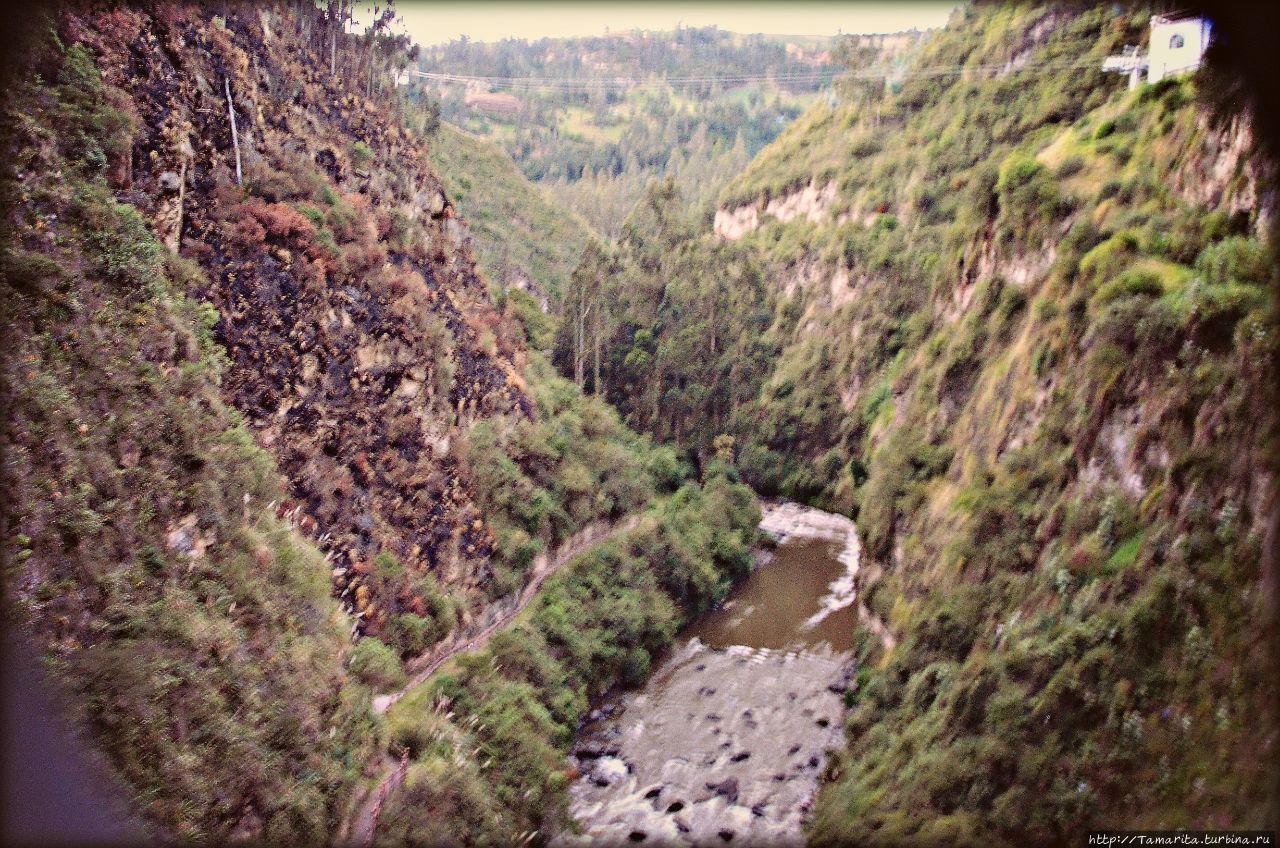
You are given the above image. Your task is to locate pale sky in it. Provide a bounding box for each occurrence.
[356,2,958,47]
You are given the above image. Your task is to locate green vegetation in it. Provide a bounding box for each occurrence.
[467,352,665,598]
[380,467,759,842]
[2,9,768,845]
[350,638,407,691]
[372,339,762,842]
[3,35,378,840]
[553,177,783,459]
[424,122,596,312]
[7,2,1276,845]
[552,3,1278,842]
[410,27,926,235]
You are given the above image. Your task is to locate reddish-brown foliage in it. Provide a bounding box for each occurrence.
[228,213,267,248]
[245,199,316,243]
[346,242,387,276]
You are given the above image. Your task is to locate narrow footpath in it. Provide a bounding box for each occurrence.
[344,513,644,847]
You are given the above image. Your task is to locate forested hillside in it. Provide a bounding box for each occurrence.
[423,121,596,329]
[556,4,1278,841]
[1,3,758,841]
[410,26,928,235]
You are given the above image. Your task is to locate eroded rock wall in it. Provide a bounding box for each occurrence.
[67,6,532,635]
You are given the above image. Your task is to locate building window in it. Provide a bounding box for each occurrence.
[1169,33,1185,49]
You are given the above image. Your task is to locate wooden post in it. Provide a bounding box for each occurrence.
[224,76,242,186]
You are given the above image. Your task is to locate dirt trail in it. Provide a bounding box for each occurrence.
[344,752,407,848]
[344,514,643,847]
[372,514,643,716]
[346,505,894,845]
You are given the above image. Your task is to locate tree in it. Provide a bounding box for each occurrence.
[323,0,350,77]
[713,434,736,464]
[558,240,612,392]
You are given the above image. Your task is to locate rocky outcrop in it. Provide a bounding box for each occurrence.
[714,180,838,241]
[1170,115,1262,225]
[73,6,533,633]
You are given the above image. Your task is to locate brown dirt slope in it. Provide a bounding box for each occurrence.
[64,5,534,635]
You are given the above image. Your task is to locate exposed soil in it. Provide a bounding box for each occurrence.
[74,6,535,631]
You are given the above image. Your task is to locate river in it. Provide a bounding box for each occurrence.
[555,502,863,846]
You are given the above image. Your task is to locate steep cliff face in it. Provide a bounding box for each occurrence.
[2,15,380,840]
[62,6,537,634]
[742,10,1278,841]
[565,3,1278,841]
[0,2,553,839]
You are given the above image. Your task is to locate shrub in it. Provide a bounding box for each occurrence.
[226,198,330,266]
[873,213,899,233]
[619,646,652,687]
[1105,534,1142,575]
[995,285,1028,325]
[74,193,164,289]
[1093,269,1163,306]
[736,442,788,497]
[1195,236,1271,287]
[385,613,445,657]
[244,199,316,242]
[1054,155,1085,179]
[913,586,984,662]
[645,444,692,493]
[1066,536,1105,576]
[1098,179,1122,200]
[996,154,1045,193]
[351,140,374,169]
[349,637,405,691]
[1189,282,1266,352]
[1078,232,1138,286]
[264,786,326,845]
[996,153,1059,232]
[54,45,135,178]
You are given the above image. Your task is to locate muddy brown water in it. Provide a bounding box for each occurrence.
[684,537,859,654]
[555,503,862,847]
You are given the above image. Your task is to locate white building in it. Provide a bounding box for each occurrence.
[1147,14,1212,84]
[1102,13,1212,90]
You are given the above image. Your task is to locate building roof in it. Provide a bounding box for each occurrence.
[1151,12,1206,27]
[464,92,524,114]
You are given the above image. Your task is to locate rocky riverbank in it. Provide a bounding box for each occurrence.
[557,639,850,846]
[555,501,864,846]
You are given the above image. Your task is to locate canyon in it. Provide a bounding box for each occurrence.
[3,2,1276,845]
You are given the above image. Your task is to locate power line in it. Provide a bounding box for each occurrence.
[404,52,1120,95]
[408,69,841,85]
[403,69,842,92]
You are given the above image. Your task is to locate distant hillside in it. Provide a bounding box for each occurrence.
[424,121,597,321]
[409,25,929,235]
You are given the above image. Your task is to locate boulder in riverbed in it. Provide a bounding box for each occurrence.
[705,777,739,803]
